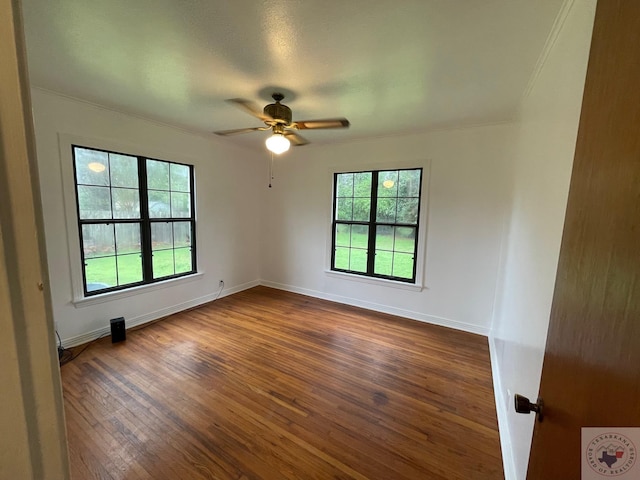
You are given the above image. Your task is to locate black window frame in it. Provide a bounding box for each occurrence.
[72,145,197,297]
[331,168,423,283]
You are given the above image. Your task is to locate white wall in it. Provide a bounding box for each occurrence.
[489,1,596,478]
[31,89,263,345]
[260,124,514,334]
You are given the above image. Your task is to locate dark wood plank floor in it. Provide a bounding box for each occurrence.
[61,286,503,479]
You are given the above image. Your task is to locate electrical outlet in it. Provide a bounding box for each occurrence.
[219,280,224,288]
[54,321,59,332]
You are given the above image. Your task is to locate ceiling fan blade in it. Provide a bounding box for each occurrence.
[292,118,350,130]
[226,98,273,122]
[284,131,310,146]
[214,126,267,136]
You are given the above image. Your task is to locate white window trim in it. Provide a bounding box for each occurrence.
[324,159,431,291]
[57,133,200,304]
[72,272,204,308]
[324,269,424,291]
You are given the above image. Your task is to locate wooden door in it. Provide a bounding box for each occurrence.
[527,1,640,478]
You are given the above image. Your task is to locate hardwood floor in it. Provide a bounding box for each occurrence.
[61,286,503,479]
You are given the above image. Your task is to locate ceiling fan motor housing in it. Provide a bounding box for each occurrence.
[214,93,348,144]
[264,102,292,124]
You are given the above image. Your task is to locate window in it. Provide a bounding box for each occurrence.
[72,145,196,296]
[331,168,423,283]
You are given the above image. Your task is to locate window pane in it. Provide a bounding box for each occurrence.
[392,252,414,279]
[375,225,394,250]
[351,225,369,248]
[78,185,112,219]
[350,248,368,273]
[376,198,397,223]
[174,247,192,274]
[335,224,350,247]
[112,188,140,219]
[152,249,175,279]
[397,198,419,224]
[82,224,114,258]
[336,198,353,221]
[74,148,109,186]
[336,173,353,197]
[85,256,116,290]
[353,197,371,221]
[152,222,174,279]
[151,222,173,250]
[378,170,399,197]
[170,164,190,192]
[116,253,143,285]
[115,223,141,254]
[334,224,369,274]
[148,190,170,218]
[334,247,350,270]
[353,172,372,197]
[173,222,192,248]
[109,153,138,188]
[171,192,191,218]
[398,169,421,197]
[374,250,393,276]
[147,159,170,190]
[395,227,416,253]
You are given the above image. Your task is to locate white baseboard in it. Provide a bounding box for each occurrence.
[259,279,490,336]
[489,335,517,480]
[60,280,260,348]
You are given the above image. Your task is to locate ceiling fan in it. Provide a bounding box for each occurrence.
[213,93,350,154]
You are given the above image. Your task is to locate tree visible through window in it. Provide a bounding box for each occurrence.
[332,168,422,282]
[73,146,196,296]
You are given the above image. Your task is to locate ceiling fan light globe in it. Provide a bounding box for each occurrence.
[266,133,290,154]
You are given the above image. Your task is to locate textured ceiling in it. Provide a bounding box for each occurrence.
[21,0,565,150]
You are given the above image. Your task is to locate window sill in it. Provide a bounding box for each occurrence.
[73,272,204,308]
[324,270,424,292]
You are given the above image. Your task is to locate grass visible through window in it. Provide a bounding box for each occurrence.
[85,249,191,288]
[334,229,414,279]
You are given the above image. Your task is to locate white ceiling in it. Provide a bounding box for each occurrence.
[21,0,564,151]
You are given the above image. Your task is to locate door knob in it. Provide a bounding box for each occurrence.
[514,394,544,422]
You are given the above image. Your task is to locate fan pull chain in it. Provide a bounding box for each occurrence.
[268,151,274,188]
